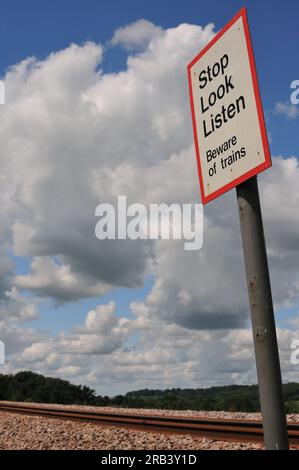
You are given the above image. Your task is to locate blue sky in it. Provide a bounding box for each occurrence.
[2,0,297,332]
[0,0,298,393]
[1,0,298,155]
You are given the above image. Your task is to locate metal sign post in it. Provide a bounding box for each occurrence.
[236,176,289,450]
[187,7,289,450]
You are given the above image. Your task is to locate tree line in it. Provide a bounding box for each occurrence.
[0,371,298,413]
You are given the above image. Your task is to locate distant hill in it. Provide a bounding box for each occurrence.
[0,371,99,405]
[0,371,298,412]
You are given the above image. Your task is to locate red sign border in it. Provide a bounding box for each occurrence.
[187,7,272,205]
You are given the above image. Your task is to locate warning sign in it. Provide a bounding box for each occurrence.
[187,7,271,204]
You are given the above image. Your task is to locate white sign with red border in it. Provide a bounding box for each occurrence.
[187,7,271,205]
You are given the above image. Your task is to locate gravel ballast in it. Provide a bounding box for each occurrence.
[0,403,298,450]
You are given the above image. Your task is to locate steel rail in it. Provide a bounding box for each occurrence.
[0,402,298,446]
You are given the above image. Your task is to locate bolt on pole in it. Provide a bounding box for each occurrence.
[236,175,289,450]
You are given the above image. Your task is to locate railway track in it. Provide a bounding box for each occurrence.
[0,402,298,446]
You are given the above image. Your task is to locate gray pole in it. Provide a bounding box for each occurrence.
[236,175,289,450]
